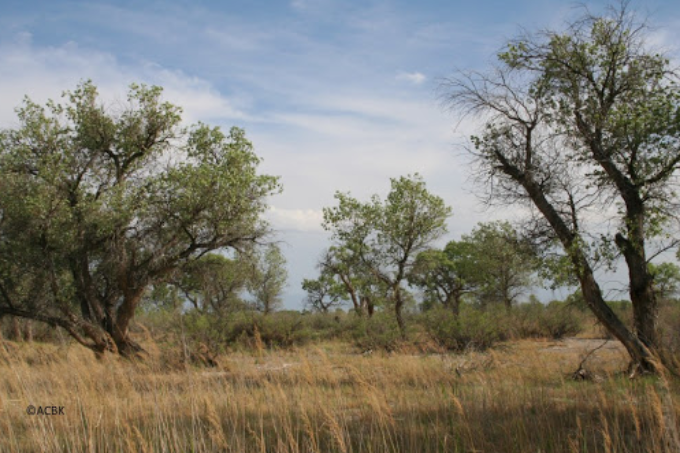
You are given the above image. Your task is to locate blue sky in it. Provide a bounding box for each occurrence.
[1,0,679,308]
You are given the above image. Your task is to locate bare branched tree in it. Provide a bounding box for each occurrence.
[443,3,680,373]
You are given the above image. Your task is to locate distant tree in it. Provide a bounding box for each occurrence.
[302,273,346,313]
[649,262,680,302]
[408,240,477,316]
[141,284,184,313]
[248,244,287,314]
[176,253,250,314]
[323,174,451,336]
[463,221,538,310]
[316,246,385,316]
[0,81,280,356]
[443,4,679,372]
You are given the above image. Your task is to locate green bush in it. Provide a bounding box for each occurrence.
[659,299,680,357]
[351,312,404,352]
[421,307,504,352]
[509,302,583,339]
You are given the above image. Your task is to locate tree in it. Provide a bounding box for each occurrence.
[315,246,384,316]
[175,253,250,314]
[0,81,280,356]
[648,262,680,302]
[443,4,679,372]
[463,221,538,310]
[323,174,451,336]
[408,240,477,316]
[410,222,537,313]
[248,244,287,314]
[302,273,346,313]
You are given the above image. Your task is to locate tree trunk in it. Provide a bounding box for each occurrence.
[394,286,406,339]
[577,264,657,373]
[584,138,662,370]
[24,320,33,343]
[11,317,21,342]
[110,288,146,358]
[497,150,661,373]
[616,228,659,351]
[340,275,363,316]
[445,292,461,317]
[360,295,374,317]
[452,293,461,317]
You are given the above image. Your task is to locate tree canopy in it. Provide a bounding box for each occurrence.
[321,174,451,335]
[0,81,281,356]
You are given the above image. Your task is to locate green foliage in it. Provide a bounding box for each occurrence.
[322,174,451,333]
[350,312,405,352]
[408,240,477,314]
[302,273,347,313]
[461,221,538,308]
[447,4,680,365]
[648,262,680,301]
[0,81,280,354]
[421,307,504,352]
[248,244,288,314]
[511,301,584,339]
[175,253,251,314]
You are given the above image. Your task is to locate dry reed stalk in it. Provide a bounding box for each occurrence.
[132,425,151,453]
[203,397,228,452]
[300,403,319,453]
[253,324,264,357]
[321,405,347,453]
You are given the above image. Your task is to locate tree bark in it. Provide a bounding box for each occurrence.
[616,225,659,350]
[445,292,461,317]
[24,320,33,343]
[394,286,406,339]
[496,149,660,373]
[110,287,146,357]
[11,317,21,342]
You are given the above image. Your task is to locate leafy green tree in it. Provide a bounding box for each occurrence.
[141,284,184,313]
[463,221,538,310]
[443,4,679,372]
[649,262,680,302]
[316,246,385,316]
[323,174,451,336]
[176,253,250,314]
[408,240,477,316]
[0,81,280,356]
[302,273,346,313]
[410,222,536,313]
[248,244,287,314]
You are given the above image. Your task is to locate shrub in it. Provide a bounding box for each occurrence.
[421,307,504,352]
[351,312,404,352]
[659,299,680,359]
[541,302,584,339]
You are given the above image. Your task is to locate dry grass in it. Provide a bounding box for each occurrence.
[0,337,678,452]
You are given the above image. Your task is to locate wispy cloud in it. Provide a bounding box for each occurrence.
[0,35,249,127]
[396,71,426,85]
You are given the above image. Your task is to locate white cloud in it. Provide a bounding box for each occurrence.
[396,71,426,85]
[266,207,325,232]
[0,35,247,128]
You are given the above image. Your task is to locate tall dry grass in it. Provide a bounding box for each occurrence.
[0,337,678,452]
